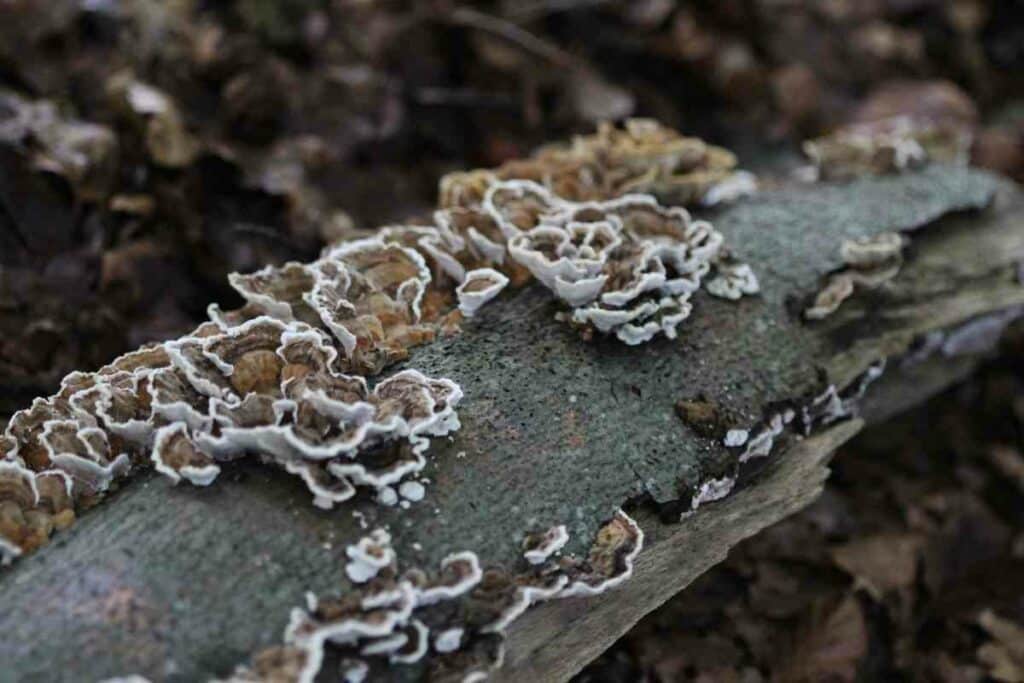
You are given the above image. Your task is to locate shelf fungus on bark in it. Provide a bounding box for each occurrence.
[456,269,510,317]
[219,176,756,349]
[224,239,441,376]
[522,525,570,566]
[346,529,397,584]
[440,119,755,208]
[805,232,905,320]
[0,315,464,555]
[0,459,74,562]
[1,120,749,565]
[721,360,886,469]
[804,116,972,182]
[495,182,756,344]
[225,511,643,682]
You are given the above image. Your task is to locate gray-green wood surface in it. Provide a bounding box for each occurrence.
[2,166,1023,682]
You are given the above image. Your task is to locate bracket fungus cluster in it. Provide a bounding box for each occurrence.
[689,359,887,522]
[440,118,755,208]
[804,116,972,181]
[226,512,642,683]
[0,119,754,561]
[219,142,758,348]
[2,120,759,682]
[494,181,758,344]
[805,232,905,320]
[0,314,464,561]
[723,360,886,467]
[0,119,758,570]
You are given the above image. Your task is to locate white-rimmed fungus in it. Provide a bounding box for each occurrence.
[0,311,465,555]
[805,274,856,321]
[723,428,749,447]
[441,119,755,208]
[4,122,764,563]
[434,627,464,654]
[456,269,510,317]
[523,525,570,565]
[151,423,220,486]
[686,476,736,516]
[228,510,643,682]
[339,658,369,683]
[345,529,396,584]
[705,259,761,301]
[487,182,756,344]
[398,480,426,503]
[804,115,971,181]
[805,232,906,321]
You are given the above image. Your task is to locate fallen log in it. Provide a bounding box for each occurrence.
[1,163,1023,683]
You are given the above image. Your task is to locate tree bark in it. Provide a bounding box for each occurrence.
[1,166,1023,682]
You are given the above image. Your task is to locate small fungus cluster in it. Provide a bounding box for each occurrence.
[225,512,643,682]
[805,232,905,320]
[440,118,756,208]
[804,116,971,181]
[495,181,758,344]
[721,360,886,467]
[691,359,887,520]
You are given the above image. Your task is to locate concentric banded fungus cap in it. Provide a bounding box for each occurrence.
[523,525,570,565]
[0,462,61,554]
[151,423,220,486]
[498,185,744,344]
[559,510,644,597]
[456,269,510,317]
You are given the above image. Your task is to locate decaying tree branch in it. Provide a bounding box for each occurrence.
[1,118,1023,682]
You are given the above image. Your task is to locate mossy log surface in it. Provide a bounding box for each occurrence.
[2,166,1024,682]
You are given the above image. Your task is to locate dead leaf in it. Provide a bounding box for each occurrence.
[773,595,868,683]
[977,610,1024,682]
[987,445,1024,495]
[570,70,636,124]
[830,532,923,598]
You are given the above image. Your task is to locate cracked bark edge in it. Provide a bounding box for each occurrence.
[498,419,864,682]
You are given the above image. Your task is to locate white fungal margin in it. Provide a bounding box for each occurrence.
[345,529,395,584]
[685,476,736,516]
[723,428,749,447]
[523,525,570,565]
[434,627,464,653]
[232,509,644,681]
[558,509,644,598]
[340,659,369,683]
[456,268,510,317]
[0,536,21,565]
[702,170,758,206]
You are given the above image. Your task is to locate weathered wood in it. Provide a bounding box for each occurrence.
[499,419,864,682]
[1,166,1023,682]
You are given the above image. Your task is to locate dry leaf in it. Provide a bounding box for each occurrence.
[830,532,923,598]
[773,595,867,683]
